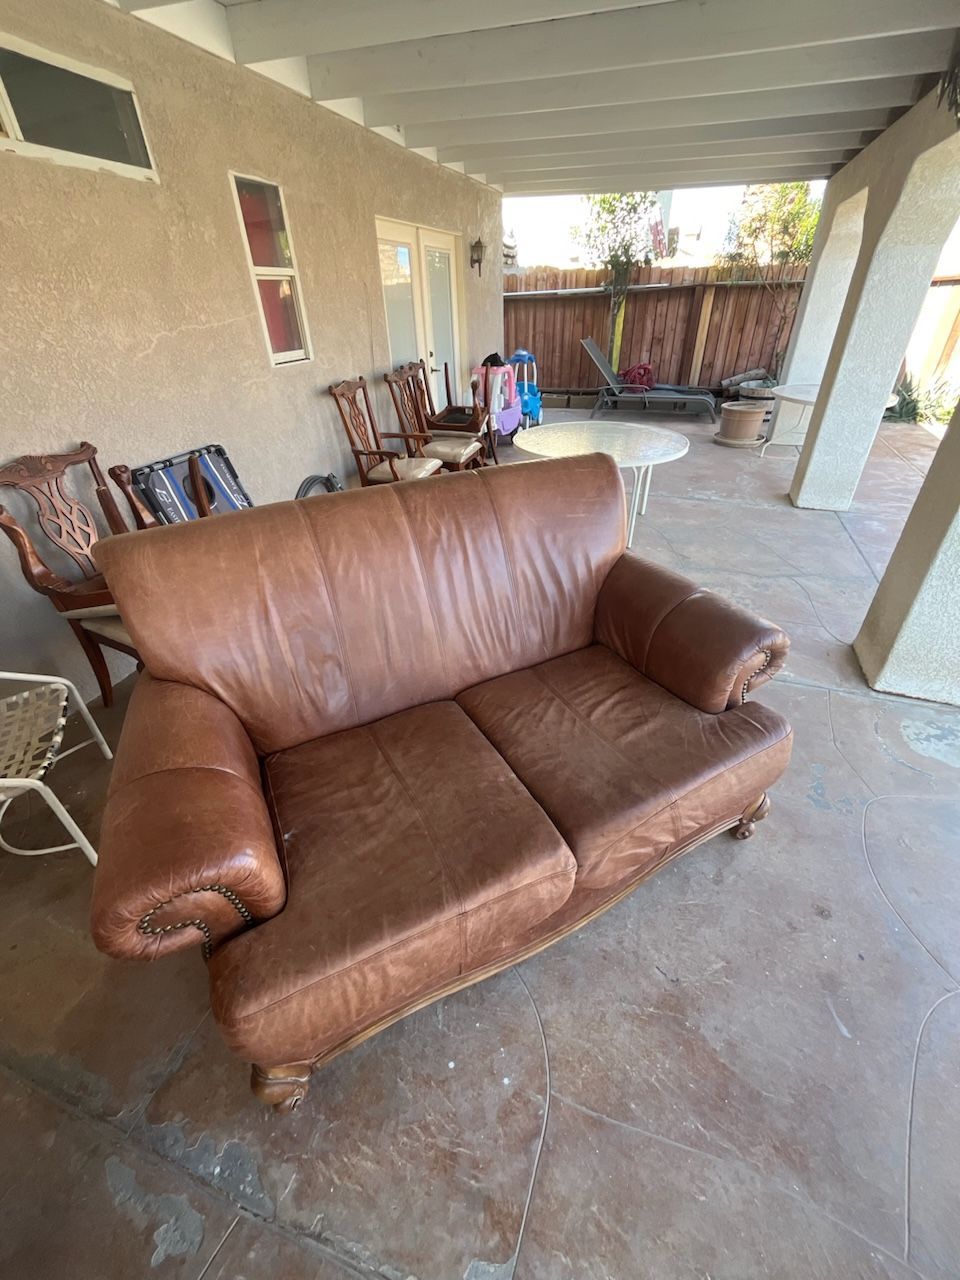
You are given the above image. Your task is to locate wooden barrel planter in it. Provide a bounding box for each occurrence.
[738,379,777,431]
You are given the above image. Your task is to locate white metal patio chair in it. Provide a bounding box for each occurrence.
[0,672,112,866]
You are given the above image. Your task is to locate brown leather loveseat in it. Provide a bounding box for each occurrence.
[91,454,792,1111]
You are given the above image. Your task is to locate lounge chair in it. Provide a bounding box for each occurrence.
[581,337,717,422]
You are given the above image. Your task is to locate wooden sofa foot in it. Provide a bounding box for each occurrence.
[733,793,770,840]
[250,1062,312,1113]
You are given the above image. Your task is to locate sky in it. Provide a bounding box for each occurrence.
[503,183,828,270]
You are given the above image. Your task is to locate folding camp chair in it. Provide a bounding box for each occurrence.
[580,337,717,422]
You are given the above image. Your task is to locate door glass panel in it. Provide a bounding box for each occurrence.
[425,247,456,404]
[378,240,419,365]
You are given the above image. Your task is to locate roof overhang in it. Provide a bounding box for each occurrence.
[114,0,955,193]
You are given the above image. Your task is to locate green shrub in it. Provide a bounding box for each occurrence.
[886,375,957,425]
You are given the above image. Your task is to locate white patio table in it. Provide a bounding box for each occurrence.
[512,420,689,544]
[764,383,900,452]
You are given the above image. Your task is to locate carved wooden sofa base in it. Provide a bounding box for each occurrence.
[250,792,772,1113]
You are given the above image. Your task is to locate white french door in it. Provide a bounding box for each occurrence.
[376,219,464,407]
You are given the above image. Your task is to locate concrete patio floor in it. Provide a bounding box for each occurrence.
[1,411,958,1280]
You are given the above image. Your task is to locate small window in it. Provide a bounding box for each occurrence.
[232,175,310,365]
[0,38,154,179]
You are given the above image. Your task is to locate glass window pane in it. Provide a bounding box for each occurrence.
[426,247,456,401]
[236,179,293,269]
[257,277,304,356]
[0,49,150,168]
[378,240,419,365]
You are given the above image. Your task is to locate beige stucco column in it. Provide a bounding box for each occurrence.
[854,402,960,706]
[779,187,867,387]
[785,94,960,511]
[764,187,868,448]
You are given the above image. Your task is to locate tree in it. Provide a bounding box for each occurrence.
[718,182,821,378]
[575,192,656,368]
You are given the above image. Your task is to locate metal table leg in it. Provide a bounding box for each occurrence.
[625,465,643,545]
[639,463,653,516]
[760,402,811,457]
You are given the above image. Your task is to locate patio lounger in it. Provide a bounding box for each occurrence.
[581,337,717,422]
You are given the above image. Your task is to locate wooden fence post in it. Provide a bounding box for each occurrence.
[687,285,716,385]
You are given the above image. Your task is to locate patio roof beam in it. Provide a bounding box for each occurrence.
[404,79,925,151]
[484,140,873,176]
[361,34,948,128]
[228,0,671,64]
[502,164,841,195]
[116,0,201,8]
[302,0,959,98]
[437,113,898,165]
[486,150,858,183]
[117,0,952,196]
[505,177,846,195]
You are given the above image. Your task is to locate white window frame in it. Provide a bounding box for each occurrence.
[229,171,312,368]
[0,32,158,183]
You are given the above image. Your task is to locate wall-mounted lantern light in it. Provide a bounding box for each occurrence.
[470,238,486,277]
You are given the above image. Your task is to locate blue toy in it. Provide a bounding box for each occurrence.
[508,348,544,428]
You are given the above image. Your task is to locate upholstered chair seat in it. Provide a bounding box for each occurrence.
[366,455,442,483]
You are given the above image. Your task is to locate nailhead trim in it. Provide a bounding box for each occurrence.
[137,884,253,959]
[741,649,772,704]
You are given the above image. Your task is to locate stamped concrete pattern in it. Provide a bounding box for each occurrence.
[0,414,957,1279]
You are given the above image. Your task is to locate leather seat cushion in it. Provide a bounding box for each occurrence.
[457,645,792,890]
[208,701,576,1064]
[367,456,442,483]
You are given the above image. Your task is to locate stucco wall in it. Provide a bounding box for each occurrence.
[0,0,503,698]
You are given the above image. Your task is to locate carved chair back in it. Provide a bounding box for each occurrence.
[329,377,398,485]
[383,365,426,454]
[399,359,493,462]
[329,378,383,456]
[407,359,440,418]
[409,359,482,421]
[0,442,127,592]
[107,465,161,530]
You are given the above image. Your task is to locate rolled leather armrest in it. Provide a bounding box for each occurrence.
[595,553,789,714]
[91,674,286,960]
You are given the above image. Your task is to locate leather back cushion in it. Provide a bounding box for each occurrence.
[96,454,626,753]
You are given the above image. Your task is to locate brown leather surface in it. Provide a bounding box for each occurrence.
[91,455,795,1075]
[457,645,793,889]
[595,553,790,712]
[94,454,626,754]
[209,701,575,1064]
[90,674,286,960]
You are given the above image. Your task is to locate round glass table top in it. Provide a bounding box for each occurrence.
[512,420,689,468]
[772,383,898,410]
[770,383,821,406]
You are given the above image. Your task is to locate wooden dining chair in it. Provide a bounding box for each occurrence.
[407,359,498,465]
[384,367,482,472]
[329,377,443,486]
[0,443,139,707]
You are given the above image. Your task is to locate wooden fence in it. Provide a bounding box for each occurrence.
[503,264,808,390]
